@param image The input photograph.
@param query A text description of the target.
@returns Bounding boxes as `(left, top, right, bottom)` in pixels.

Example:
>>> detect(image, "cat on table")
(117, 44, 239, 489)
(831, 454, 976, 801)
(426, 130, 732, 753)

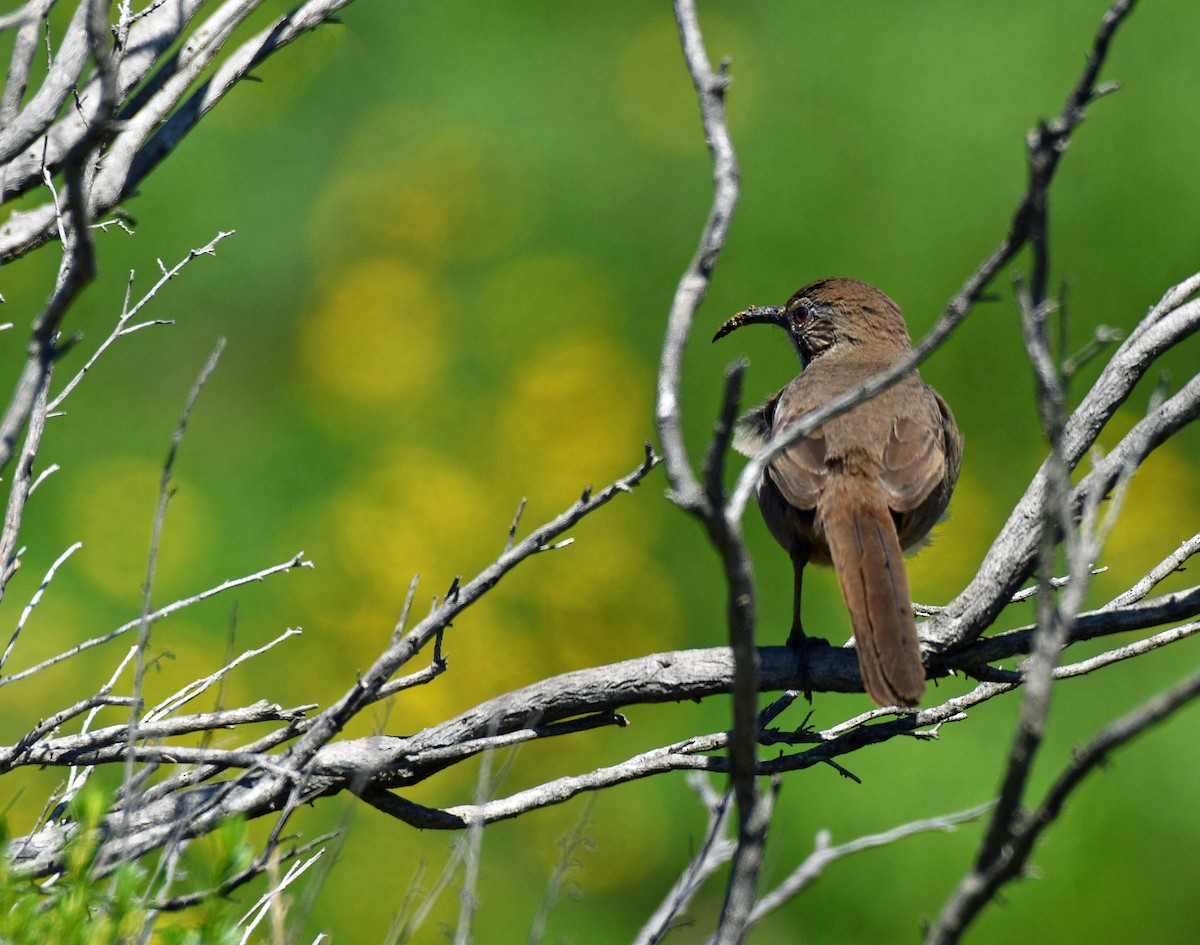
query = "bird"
(713, 277, 961, 706)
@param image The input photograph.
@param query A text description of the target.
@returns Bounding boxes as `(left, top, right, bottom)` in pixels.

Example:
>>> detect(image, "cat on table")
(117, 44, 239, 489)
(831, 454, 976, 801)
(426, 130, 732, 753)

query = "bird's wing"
(880, 393, 946, 512)
(732, 393, 778, 456)
(769, 430, 828, 510)
(736, 390, 828, 507)
(751, 379, 829, 510)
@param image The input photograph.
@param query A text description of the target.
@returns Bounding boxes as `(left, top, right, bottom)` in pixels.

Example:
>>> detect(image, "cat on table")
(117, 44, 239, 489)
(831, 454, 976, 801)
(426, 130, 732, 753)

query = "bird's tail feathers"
(819, 480, 925, 706)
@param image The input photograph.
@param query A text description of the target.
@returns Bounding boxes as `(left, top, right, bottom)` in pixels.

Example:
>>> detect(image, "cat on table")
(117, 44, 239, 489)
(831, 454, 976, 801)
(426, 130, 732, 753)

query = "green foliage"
(0, 788, 249, 945)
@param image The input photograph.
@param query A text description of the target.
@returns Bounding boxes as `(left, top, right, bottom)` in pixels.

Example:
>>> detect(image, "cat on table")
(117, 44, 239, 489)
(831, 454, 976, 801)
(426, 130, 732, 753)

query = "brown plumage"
(714, 278, 961, 706)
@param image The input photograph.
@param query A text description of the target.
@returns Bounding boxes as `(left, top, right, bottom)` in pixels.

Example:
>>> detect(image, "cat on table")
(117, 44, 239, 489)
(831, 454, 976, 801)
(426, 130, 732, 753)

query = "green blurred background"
(2, 1, 1200, 941)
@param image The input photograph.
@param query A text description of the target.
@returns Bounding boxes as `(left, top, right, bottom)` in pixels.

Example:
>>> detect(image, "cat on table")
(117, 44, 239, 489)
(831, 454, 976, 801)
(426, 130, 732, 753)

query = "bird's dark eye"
(791, 303, 810, 323)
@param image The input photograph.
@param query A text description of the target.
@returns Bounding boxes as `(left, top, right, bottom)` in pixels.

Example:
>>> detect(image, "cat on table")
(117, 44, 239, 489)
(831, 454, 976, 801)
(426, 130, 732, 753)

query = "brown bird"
(713, 278, 961, 706)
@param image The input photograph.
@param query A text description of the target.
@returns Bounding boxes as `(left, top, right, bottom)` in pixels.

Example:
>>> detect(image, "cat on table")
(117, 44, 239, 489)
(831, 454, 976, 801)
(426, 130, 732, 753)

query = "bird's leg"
(784, 546, 827, 701)
(785, 546, 810, 649)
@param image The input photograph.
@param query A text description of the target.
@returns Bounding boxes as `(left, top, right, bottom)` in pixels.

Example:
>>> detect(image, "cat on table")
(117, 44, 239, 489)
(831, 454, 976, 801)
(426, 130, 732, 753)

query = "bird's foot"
(784, 628, 829, 703)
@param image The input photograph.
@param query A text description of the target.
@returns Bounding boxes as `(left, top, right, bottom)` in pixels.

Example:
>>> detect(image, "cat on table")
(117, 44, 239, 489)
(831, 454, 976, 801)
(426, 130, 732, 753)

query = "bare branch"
(0, 552, 313, 688)
(121, 339, 227, 834)
(3, 447, 659, 876)
(282, 445, 659, 776)
(655, 0, 739, 514)
(149, 832, 336, 913)
(1104, 533, 1200, 608)
(740, 802, 994, 935)
(0, 369, 53, 604)
(0, 1, 93, 166)
(634, 776, 735, 945)
(929, 280, 1199, 652)
(0, 1, 354, 263)
(0, 0, 120, 472)
(48, 230, 233, 411)
(145, 628, 304, 721)
(926, 662, 1200, 944)
(0, 541, 82, 672)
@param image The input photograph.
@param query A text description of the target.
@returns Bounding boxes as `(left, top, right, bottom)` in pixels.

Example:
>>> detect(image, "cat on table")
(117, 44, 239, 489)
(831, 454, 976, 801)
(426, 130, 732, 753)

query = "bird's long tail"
(818, 479, 926, 706)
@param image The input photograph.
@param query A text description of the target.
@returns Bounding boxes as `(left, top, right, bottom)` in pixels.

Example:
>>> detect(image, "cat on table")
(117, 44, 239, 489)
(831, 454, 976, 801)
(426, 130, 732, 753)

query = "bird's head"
(713, 277, 911, 365)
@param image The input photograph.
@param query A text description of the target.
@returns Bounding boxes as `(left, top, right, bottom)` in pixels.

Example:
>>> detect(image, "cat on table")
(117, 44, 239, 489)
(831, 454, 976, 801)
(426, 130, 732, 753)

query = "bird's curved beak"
(712, 305, 786, 342)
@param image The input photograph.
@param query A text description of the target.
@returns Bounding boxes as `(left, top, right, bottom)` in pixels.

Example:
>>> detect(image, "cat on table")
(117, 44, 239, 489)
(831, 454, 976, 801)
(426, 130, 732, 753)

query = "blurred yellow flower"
(308, 111, 527, 268)
(474, 254, 625, 362)
(1096, 434, 1200, 596)
(57, 455, 210, 603)
(534, 527, 682, 663)
(615, 13, 755, 154)
(495, 333, 651, 503)
(331, 446, 503, 599)
(298, 257, 450, 409)
(907, 470, 999, 602)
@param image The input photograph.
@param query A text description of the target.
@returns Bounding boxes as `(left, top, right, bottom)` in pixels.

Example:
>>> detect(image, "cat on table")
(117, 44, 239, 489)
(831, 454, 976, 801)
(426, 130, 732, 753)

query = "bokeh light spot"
(331, 447, 500, 600)
(57, 455, 209, 603)
(1097, 434, 1200, 593)
(906, 470, 997, 599)
(614, 14, 754, 154)
(298, 257, 450, 409)
(308, 111, 528, 268)
(535, 529, 682, 663)
(495, 334, 650, 501)
(474, 254, 625, 361)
